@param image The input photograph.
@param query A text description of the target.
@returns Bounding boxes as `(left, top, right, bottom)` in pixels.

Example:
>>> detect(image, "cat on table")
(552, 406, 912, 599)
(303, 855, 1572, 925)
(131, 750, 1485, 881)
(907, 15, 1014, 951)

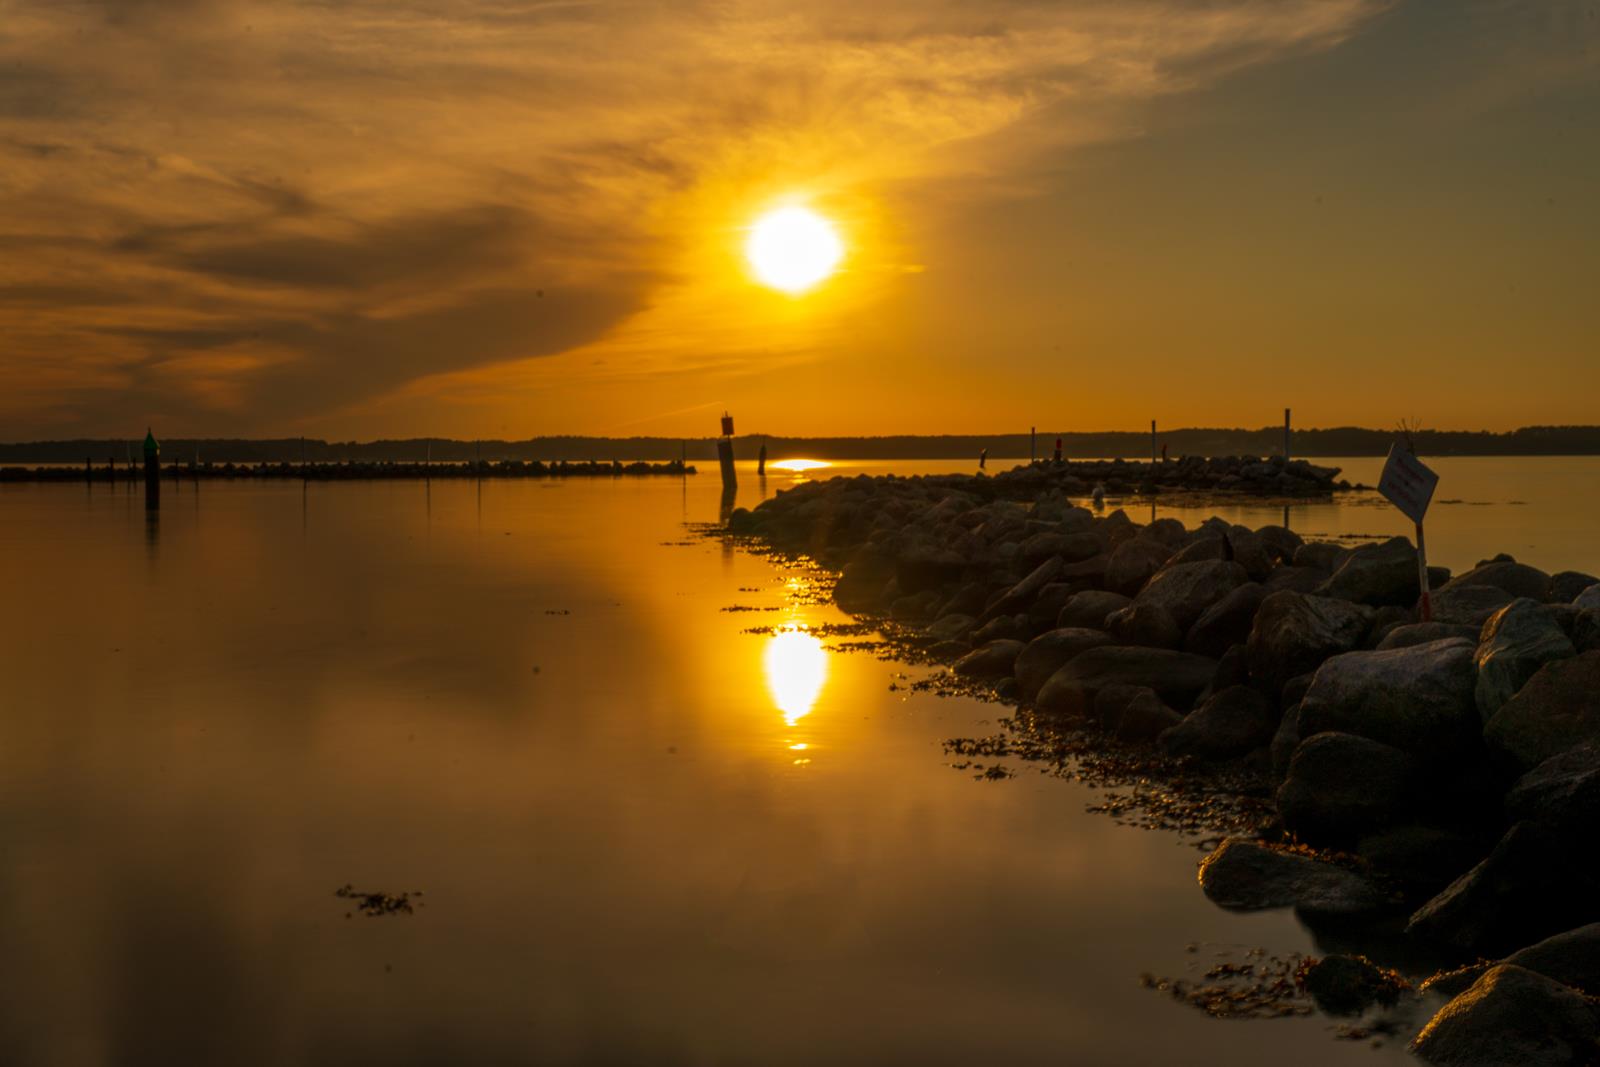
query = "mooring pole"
(1284, 408, 1292, 461)
(717, 412, 737, 490)
(1151, 420, 1157, 465)
(1030, 426, 1036, 464)
(142, 428, 160, 510)
(757, 442, 767, 477)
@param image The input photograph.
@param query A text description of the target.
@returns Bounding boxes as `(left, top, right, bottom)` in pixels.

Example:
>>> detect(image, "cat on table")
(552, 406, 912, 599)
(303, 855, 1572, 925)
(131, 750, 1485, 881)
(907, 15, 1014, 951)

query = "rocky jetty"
(728, 467, 1600, 1059)
(989, 454, 1352, 497)
(0, 458, 693, 482)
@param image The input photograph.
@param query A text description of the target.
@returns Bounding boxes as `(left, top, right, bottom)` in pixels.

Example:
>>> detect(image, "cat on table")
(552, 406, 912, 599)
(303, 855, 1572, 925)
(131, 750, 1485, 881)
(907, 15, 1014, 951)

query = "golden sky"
(1, 0, 1597, 439)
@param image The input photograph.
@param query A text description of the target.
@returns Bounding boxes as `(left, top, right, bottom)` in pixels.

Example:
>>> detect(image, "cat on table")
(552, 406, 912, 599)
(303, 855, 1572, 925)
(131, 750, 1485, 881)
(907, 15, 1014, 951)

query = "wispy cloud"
(0, 0, 1384, 434)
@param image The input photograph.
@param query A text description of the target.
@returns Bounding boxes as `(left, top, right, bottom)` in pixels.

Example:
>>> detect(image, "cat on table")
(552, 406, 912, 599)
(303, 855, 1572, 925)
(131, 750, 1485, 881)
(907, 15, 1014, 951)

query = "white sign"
(1378, 442, 1439, 525)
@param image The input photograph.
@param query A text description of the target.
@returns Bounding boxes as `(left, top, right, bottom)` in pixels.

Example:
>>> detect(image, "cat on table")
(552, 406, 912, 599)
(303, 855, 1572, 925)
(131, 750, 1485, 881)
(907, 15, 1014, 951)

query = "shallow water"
(5, 456, 1589, 1066)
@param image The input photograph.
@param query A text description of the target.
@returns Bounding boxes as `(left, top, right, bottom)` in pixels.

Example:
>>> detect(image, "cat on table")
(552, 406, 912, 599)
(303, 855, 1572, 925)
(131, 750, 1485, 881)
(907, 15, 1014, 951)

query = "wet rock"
(1104, 537, 1175, 596)
(980, 556, 1063, 621)
(1506, 742, 1600, 831)
(1377, 621, 1479, 650)
(1197, 838, 1387, 919)
(889, 589, 942, 622)
(833, 549, 896, 611)
(937, 582, 990, 620)
(953, 639, 1025, 678)
(1277, 732, 1417, 845)
(1246, 590, 1373, 697)
(1443, 559, 1555, 603)
(1475, 599, 1575, 722)
(1301, 954, 1408, 1016)
(1262, 563, 1329, 593)
(1357, 824, 1487, 899)
(1024, 582, 1078, 629)
(1208, 643, 1250, 695)
(1056, 589, 1131, 630)
(1431, 583, 1516, 626)
(1255, 524, 1304, 564)
(1502, 924, 1600, 998)
(1574, 584, 1600, 612)
(1109, 688, 1183, 743)
(1317, 536, 1423, 607)
(1018, 530, 1103, 570)
(924, 613, 976, 642)
(1163, 535, 1225, 568)
(1293, 542, 1347, 572)
(926, 639, 971, 660)
(1269, 703, 1301, 782)
(1159, 685, 1273, 763)
(1143, 517, 1189, 548)
(1178, 583, 1266, 661)
(1135, 560, 1249, 631)
(1105, 601, 1183, 649)
(1551, 571, 1600, 604)
(1407, 821, 1600, 956)
(972, 614, 1024, 644)
(1297, 639, 1478, 763)
(1410, 964, 1600, 1067)
(1483, 651, 1600, 774)
(1012, 628, 1115, 702)
(894, 542, 968, 594)
(1035, 645, 1217, 719)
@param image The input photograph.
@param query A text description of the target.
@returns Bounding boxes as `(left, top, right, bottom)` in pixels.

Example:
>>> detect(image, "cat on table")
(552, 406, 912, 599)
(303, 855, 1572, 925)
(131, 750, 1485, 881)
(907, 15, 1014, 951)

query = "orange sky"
(1, 1, 1597, 439)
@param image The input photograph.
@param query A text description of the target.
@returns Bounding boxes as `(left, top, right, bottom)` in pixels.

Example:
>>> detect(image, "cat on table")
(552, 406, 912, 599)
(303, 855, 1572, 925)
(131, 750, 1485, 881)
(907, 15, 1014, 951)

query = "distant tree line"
(5, 425, 1600, 465)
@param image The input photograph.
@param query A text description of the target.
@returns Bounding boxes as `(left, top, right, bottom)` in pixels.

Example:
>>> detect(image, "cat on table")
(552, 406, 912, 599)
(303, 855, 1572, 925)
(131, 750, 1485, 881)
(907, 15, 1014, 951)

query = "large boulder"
(1276, 732, 1417, 845)
(1012, 628, 1115, 702)
(1158, 685, 1273, 763)
(1104, 602, 1182, 649)
(1262, 564, 1329, 593)
(1408, 821, 1600, 956)
(1245, 590, 1373, 697)
(894, 541, 968, 594)
(1197, 838, 1388, 919)
(1357, 824, 1488, 899)
(1017, 529, 1103, 570)
(1182, 582, 1267, 659)
(1093, 684, 1183, 743)
(1575, 584, 1600, 612)
(1443, 558, 1554, 603)
(1483, 651, 1600, 774)
(1506, 742, 1600, 831)
(1255, 524, 1304, 564)
(1410, 964, 1600, 1067)
(833, 548, 896, 611)
(1056, 589, 1131, 630)
(1135, 559, 1249, 631)
(1297, 639, 1479, 763)
(1103, 537, 1174, 596)
(1475, 599, 1575, 722)
(1317, 536, 1422, 607)
(952, 639, 1024, 678)
(1293, 542, 1347, 572)
(1501, 924, 1600, 998)
(1034, 645, 1216, 720)
(1430, 583, 1516, 627)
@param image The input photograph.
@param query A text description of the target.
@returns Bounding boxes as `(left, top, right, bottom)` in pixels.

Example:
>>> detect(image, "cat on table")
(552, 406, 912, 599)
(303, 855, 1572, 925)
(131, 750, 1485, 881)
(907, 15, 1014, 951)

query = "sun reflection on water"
(767, 458, 832, 473)
(763, 627, 828, 727)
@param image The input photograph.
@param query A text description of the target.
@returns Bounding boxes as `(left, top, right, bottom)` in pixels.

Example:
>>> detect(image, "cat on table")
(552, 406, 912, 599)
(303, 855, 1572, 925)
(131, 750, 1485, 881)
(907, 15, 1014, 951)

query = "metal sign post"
(1377, 441, 1441, 621)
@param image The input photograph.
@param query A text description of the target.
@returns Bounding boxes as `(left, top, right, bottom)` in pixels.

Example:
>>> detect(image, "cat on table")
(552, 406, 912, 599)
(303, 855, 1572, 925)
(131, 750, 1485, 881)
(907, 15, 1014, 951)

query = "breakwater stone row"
(729, 468, 1600, 1065)
(0, 459, 693, 482)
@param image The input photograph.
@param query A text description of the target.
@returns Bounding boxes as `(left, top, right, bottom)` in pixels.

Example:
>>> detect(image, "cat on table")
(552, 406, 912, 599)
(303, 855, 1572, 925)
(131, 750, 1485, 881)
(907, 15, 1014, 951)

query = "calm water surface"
(5, 456, 1591, 1066)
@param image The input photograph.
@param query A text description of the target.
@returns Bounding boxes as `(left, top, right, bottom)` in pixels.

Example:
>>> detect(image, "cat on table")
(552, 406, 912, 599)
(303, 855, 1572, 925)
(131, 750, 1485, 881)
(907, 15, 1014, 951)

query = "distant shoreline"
(4, 425, 1600, 465)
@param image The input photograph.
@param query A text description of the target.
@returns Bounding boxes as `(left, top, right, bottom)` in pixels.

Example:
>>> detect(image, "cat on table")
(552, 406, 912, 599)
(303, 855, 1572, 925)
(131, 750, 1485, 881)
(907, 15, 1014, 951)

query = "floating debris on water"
(335, 884, 424, 918)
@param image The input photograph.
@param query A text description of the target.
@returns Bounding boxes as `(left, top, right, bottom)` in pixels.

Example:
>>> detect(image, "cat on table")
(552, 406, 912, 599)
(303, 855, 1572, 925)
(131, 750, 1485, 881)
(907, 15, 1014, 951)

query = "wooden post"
(1151, 420, 1157, 465)
(1284, 407, 1292, 461)
(142, 429, 160, 510)
(1415, 521, 1432, 622)
(718, 413, 737, 489)
(1030, 426, 1036, 464)
(757, 443, 767, 476)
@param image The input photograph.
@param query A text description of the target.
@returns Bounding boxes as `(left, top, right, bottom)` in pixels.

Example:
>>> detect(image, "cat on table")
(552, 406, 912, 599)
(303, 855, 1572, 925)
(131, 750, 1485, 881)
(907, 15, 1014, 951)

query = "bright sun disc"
(746, 206, 843, 293)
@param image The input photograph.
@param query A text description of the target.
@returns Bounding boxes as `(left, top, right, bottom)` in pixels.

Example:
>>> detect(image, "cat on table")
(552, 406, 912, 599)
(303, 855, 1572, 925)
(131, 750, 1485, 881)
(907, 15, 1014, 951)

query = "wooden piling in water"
(142, 428, 160, 510)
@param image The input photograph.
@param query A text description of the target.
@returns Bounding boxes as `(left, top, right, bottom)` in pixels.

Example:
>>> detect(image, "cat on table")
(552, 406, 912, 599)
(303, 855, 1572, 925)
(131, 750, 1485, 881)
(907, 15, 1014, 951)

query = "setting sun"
(745, 206, 843, 293)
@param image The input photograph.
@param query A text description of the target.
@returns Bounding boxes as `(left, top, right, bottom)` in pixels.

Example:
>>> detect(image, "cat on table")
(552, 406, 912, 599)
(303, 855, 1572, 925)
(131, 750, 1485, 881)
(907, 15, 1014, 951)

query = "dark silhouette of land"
(4, 425, 1600, 466)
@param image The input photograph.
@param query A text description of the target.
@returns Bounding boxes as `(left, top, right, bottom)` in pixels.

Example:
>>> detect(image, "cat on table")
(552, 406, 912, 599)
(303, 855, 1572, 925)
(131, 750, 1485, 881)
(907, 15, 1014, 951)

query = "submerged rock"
(1483, 650, 1600, 773)
(1197, 838, 1387, 919)
(1301, 954, 1409, 1016)
(1410, 964, 1600, 1067)
(1474, 598, 1575, 723)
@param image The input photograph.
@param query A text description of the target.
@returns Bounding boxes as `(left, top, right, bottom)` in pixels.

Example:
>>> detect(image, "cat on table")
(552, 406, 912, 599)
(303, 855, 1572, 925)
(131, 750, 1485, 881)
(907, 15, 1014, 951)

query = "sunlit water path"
(3, 456, 1594, 1065)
